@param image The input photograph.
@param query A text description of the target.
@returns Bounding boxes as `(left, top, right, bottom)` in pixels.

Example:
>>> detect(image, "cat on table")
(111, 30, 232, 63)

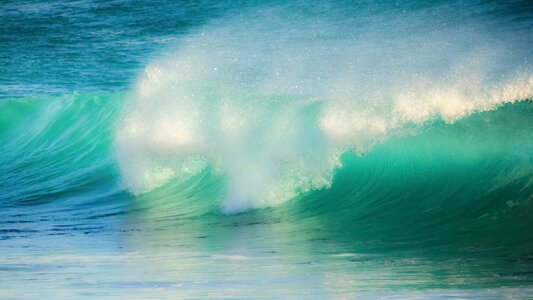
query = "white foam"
(115, 8, 532, 213)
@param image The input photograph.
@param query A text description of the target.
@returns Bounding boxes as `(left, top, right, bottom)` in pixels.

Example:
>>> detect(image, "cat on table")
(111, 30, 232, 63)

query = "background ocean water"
(1, 0, 532, 298)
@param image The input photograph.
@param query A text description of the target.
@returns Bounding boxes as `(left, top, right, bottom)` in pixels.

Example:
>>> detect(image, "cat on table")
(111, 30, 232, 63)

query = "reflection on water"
(1, 192, 532, 299)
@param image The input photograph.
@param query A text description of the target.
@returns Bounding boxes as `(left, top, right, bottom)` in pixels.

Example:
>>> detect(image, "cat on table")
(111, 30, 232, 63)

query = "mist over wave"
(115, 6, 532, 213)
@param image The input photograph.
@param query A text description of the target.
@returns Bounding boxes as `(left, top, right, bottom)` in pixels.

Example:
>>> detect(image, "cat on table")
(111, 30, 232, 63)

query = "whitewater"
(0, 0, 532, 298)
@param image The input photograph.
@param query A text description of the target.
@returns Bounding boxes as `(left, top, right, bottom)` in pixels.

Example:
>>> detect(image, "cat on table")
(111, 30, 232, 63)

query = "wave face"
(0, 94, 122, 206)
(1, 0, 533, 297)
(2, 94, 532, 240)
(117, 99, 533, 245)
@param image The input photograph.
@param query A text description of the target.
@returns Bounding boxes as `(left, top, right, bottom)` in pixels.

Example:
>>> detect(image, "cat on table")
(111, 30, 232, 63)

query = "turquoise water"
(1, 0, 532, 298)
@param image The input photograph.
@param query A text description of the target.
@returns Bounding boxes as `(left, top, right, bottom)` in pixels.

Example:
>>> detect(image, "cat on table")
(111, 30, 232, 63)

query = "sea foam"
(115, 8, 532, 213)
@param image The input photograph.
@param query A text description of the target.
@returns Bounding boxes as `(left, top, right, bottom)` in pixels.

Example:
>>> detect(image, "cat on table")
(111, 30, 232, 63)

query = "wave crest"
(115, 9, 532, 213)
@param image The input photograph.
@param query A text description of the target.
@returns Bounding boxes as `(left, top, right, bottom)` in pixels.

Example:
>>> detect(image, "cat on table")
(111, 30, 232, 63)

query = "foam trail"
(115, 7, 532, 213)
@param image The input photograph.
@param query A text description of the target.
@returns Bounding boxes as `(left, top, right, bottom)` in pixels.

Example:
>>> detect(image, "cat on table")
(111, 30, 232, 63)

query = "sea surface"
(1, 0, 532, 298)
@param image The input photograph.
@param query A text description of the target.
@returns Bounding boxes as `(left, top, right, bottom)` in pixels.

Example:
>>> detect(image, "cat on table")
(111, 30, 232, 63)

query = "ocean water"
(1, 0, 532, 298)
